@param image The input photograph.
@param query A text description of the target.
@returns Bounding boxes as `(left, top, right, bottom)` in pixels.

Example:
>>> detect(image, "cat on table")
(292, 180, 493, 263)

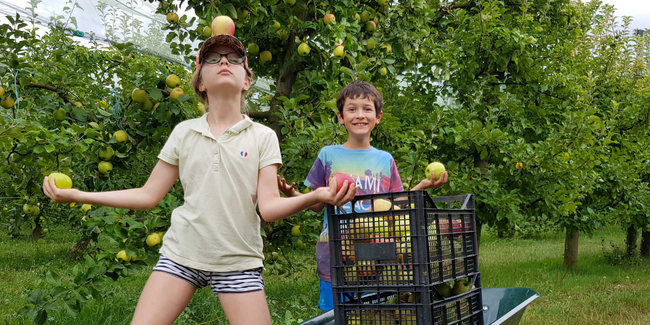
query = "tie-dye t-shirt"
(304, 145, 403, 282)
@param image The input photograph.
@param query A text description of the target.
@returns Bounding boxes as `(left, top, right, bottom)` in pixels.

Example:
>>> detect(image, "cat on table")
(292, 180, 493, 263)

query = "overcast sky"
(592, 0, 650, 32)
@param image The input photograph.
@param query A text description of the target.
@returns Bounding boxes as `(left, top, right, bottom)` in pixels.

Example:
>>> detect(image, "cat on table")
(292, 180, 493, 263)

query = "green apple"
(49, 172, 73, 189)
(452, 278, 471, 296)
(365, 21, 377, 33)
(98, 161, 113, 174)
(426, 162, 446, 180)
(248, 43, 260, 55)
(298, 42, 310, 56)
(333, 45, 345, 58)
(53, 108, 66, 121)
(260, 51, 272, 63)
(131, 88, 147, 103)
(435, 282, 453, 298)
(366, 39, 376, 50)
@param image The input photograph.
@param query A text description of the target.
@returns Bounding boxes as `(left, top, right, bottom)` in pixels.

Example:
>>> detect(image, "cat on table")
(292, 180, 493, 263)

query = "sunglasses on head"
(202, 52, 246, 65)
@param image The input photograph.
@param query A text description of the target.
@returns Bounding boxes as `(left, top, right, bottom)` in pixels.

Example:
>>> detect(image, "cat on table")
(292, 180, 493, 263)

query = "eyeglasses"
(202, 52, 246, 65)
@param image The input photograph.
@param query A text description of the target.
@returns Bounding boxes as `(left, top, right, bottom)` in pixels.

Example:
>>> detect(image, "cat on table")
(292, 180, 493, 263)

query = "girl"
(43, 31, 357, 325)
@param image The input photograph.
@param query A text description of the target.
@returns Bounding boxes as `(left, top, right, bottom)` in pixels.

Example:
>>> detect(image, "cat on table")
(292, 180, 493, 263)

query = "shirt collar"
(191, 113, 253, 139)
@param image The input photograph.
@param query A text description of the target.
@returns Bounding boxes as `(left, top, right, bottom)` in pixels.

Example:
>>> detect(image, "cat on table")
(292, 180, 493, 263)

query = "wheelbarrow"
(298, 287, 540, 325)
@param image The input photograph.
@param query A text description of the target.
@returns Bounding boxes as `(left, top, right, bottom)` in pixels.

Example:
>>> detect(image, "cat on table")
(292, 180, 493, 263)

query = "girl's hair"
(191, 61, 254, 114)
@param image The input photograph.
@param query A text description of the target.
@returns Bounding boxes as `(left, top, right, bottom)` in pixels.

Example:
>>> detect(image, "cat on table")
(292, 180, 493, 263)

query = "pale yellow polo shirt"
(157, 113, 282, 272)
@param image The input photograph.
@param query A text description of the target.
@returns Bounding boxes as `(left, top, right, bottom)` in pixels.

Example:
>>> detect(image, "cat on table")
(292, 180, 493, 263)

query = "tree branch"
(248, 111, 271, 119)
(24, 83, 74, 104)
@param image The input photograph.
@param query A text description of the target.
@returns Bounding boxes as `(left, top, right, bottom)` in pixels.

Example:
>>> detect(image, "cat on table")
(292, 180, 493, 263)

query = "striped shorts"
(153, 254, 265, 294)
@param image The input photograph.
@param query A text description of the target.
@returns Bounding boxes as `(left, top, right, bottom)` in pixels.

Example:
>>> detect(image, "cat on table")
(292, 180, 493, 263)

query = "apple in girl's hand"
(426, 162, 446, 180)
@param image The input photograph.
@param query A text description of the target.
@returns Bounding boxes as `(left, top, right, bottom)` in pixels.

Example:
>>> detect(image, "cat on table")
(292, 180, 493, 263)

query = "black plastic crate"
(335, 274, 484, 325)
(327, 192, 481, 324)
(327, 192, 479, 289)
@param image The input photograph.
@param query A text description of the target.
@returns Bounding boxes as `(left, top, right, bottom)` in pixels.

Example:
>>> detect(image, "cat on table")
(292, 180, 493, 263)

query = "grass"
(1, 225, 649, 324)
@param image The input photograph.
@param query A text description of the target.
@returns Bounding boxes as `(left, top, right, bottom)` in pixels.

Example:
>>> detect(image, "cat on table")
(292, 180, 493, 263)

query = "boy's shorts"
(153, 254, 265, 294)
(319, 279, 335, 311)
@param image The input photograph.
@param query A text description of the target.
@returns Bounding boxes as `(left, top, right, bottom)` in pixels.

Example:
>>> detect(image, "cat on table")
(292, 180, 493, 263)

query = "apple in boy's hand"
(332, 173, 355, 192)
(426, 162, 446, 181)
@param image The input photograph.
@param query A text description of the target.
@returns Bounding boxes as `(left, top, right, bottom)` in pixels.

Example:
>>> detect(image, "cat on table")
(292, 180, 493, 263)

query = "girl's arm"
(277, 176, 325, 212)
(259, 165, 356, 222)
(43, 160, 179, 210)
(410, 171, 449, 191)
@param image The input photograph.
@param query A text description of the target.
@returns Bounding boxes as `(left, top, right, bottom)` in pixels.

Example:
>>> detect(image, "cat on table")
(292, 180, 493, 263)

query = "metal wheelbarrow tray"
(298, 287, 540, 325)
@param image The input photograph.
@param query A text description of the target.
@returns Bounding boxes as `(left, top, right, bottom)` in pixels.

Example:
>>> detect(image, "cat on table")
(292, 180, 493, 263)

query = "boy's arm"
(260, 165, 356, 222)
(277, 175, 325, 212)
(43, 160, 179, 210)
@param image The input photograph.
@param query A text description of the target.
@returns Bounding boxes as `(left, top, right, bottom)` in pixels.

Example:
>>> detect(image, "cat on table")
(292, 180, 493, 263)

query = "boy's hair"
(336, 81, 383, 117)
(191, 63, 254, 113)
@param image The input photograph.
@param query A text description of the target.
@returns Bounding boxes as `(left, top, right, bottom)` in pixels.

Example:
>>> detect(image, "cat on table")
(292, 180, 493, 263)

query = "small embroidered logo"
(240, 151, 248, 158)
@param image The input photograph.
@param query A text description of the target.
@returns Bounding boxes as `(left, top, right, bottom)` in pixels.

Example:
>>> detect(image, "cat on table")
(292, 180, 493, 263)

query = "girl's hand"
(315, 179, 357, 207)
(417, 171, 449, 190)
(43, 176, 79, 203)
(277, 175, 297, 197)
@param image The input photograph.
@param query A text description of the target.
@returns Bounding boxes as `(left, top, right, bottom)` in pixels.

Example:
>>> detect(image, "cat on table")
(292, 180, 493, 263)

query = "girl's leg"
(219, 290, 272, 325)
(131, 271, 197, 325)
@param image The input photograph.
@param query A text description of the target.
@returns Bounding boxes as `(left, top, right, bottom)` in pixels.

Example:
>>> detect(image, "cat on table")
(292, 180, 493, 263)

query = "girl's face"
(198, 45, 251, 95)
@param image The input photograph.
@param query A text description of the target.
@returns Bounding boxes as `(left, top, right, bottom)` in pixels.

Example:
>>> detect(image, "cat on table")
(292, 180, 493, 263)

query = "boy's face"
(337, 96, 383, 139)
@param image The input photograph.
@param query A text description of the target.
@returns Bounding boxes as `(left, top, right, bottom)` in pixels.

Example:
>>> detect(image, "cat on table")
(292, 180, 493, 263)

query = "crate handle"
(461, 194, 473, 209)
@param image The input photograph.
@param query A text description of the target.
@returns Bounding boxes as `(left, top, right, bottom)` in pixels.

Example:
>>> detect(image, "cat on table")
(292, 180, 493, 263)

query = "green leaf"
(281, 127, 289, 135)
(31, 309, 47, 325)
(73, 106, 87, 121)
(72, 263, 82, 277)
(26, 290, 45, 305)
(148, 88, 163, 101)
(49, 286, 67, 298)
(72, 288, 88, 302)
(44, 144, 56, 153)
(224, 3, 238, 18)
(63, 301, 78, 318)
(96, 108, 112, 117)
(46, 271, 62, 286)
(177, 95, 192, 103)
(339, 67, 355, 78)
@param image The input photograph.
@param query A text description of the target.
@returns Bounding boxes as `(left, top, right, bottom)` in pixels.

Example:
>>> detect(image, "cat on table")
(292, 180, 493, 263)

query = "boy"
(278, 81, 448, 310)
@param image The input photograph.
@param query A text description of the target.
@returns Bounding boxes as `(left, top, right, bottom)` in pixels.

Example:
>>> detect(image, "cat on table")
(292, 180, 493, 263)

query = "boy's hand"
(277, 175, 297, 197)
(43, 176, 79, 203)
(416, 171, 449, 190)
(315, 178, 357, 207)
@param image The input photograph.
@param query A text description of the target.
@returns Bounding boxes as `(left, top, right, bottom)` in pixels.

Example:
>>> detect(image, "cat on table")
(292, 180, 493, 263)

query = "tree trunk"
(564, 228, 579, 268)
(625, 225, 638, 256)
(267, 11, 308, 142)
(641, 229, 650, 257)
(476, 220, 482, 252)
(497, 230, 504, 238)
(69, 238, 91, 261)
(473, 150, 488, 250)
(32, 216, 42, 239)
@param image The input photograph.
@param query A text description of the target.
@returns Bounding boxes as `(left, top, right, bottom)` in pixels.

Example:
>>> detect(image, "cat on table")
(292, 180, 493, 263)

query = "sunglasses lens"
(203, 52, 245, 65)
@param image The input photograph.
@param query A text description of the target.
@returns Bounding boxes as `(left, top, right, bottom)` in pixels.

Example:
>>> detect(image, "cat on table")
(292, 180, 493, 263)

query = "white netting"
(0, 0, 198, 67)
